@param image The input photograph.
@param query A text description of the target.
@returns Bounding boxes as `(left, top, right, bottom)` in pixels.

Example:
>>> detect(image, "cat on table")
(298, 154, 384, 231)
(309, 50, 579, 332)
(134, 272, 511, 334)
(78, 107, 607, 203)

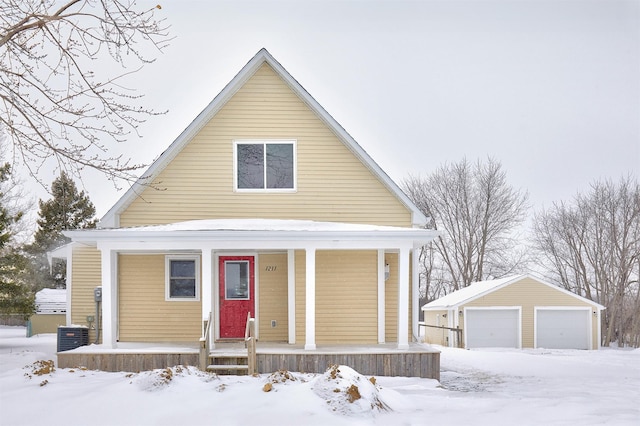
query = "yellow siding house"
(62, 49, 438, 353)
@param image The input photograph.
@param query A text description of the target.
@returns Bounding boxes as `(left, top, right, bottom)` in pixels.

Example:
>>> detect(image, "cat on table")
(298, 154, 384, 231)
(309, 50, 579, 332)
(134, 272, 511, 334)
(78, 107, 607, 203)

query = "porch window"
(165, 256, 200, 301)
(224, 261, 250, 300)
(234, 140, 296, 191)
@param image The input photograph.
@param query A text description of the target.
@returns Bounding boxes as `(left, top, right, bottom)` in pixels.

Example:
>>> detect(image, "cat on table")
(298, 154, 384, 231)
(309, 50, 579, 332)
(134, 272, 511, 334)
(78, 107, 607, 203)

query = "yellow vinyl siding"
(315, 250, 378, 344)
(295, 250, 378, 344)
(384, 254, 398, 341)
(293, 250, 412, 345)
(118, 254, 201, 342)
(257, 253, 288, 342)
(70, 245, 101, 343)
(422, 310, 449, 346)
(383, 253, 413, 342)
(119, 63, 411, 227)
(463, 277, 600, 349)
(29, 314, 66, 336)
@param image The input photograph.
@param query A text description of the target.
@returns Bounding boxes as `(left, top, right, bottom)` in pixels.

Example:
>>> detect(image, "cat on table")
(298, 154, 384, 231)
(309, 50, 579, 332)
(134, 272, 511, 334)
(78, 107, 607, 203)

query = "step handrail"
(199, 311, 213, 370)
(244, 312, 256, 375)
(244, 311, 252, 340)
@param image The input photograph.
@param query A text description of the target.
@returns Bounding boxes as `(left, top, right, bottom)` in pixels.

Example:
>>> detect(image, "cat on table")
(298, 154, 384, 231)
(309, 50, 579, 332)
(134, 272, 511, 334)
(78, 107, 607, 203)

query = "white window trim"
(165, 255, 201, 301)
(233, 139, 297, 192)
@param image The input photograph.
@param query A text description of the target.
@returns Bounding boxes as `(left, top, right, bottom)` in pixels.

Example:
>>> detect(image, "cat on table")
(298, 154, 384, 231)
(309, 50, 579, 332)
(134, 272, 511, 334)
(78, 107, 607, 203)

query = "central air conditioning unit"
(57, 327, 89, 352)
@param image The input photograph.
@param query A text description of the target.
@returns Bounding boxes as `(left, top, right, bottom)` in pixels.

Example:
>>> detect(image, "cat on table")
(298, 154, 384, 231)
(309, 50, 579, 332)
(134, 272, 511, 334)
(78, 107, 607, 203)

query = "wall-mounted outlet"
(86, 315, 95, 323)
(271, 320, 277, 328)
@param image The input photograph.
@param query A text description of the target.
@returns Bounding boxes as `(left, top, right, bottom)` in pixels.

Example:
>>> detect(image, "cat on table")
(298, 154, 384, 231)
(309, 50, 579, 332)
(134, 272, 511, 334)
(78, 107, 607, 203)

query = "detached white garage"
(421, 275, 605, 350)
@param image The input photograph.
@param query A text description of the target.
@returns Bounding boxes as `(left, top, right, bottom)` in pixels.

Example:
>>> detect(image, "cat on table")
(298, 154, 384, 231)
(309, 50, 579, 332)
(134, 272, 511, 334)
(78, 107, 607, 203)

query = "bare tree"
(0, 0, 170, 187)
(533, 176, 640, 347)
(403, 157, 529, 300)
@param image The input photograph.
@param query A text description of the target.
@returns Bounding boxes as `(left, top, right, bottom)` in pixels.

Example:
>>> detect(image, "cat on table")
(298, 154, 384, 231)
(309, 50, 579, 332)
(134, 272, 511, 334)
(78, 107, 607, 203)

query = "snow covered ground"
(1, 326, 638, 426)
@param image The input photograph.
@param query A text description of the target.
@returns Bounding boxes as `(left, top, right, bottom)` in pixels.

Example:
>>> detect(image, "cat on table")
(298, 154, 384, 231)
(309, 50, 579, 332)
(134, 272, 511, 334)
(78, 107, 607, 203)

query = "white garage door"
(465, 309, 520, 348)
(536, 309, 590, 349)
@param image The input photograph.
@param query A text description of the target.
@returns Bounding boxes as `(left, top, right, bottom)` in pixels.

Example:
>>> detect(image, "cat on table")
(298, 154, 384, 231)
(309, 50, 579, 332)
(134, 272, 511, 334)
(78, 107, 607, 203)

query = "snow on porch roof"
(113, 219, 423, 232)
(64, 219, 438, 244)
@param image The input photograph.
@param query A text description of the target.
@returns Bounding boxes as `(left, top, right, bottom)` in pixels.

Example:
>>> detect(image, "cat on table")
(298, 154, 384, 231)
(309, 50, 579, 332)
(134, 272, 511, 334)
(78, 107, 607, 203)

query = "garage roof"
(422, 274, 605, 310)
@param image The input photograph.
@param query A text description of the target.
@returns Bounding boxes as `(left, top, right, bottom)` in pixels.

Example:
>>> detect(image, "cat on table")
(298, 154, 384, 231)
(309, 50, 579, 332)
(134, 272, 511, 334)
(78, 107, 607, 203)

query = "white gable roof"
(422, 274, 605, 310)
(100, 48, 427, 229)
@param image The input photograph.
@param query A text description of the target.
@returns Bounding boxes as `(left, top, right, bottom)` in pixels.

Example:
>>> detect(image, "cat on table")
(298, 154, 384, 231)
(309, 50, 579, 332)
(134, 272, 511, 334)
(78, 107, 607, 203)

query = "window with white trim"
(165, 256, 200, 301)
(224, 260, 250, 300)
(234, 140, 296, 191)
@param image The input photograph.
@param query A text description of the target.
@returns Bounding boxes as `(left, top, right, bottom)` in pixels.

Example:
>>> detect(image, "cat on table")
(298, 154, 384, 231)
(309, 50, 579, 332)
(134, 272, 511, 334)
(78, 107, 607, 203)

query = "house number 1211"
(265, 266, 277, 272)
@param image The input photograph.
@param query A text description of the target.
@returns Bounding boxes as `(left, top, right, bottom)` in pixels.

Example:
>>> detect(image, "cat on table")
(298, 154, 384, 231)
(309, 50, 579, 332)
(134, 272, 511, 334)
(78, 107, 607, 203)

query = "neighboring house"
(422, 275, 605, 350)
(28, 288, 66, 337)
(59, 49, 438, 356)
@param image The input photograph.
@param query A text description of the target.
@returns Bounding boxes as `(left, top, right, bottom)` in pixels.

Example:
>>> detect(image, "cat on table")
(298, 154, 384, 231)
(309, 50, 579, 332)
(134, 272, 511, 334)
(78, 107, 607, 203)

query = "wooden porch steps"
(207, 364, 249, 371)
(206, 354, 250, 375)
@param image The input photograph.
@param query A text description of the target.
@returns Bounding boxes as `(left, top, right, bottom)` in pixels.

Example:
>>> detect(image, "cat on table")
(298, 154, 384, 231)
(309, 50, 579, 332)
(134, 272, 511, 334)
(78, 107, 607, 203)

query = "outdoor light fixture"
(384, 263, 390, 281)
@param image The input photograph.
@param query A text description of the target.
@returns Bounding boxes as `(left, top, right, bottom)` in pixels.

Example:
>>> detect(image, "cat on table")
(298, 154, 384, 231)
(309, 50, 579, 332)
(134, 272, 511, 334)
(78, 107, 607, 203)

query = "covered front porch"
(64, 219, 438, 358)
(57, 341, 440, 379)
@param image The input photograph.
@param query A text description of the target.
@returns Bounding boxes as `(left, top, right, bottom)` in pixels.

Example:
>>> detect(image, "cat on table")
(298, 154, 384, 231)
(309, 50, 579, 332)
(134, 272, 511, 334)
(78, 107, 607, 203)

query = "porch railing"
(419, 322, 464, 348)
(244, 312, 257, 375)
(199, 312, 213, 370)
(199, 311, 257, 374)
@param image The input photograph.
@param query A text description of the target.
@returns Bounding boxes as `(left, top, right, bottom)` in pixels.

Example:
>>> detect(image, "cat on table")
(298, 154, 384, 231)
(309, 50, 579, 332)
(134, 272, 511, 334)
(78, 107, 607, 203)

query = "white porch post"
(305, 247, 316, 350)
(201, 248, 212, 323)
(397, 246, 410, 349)
(65, 244, 73, 326)
(377, 249, 386, 344)
(411, 246, 419, 341)
(100, 248, 117, 348)
(288, 250, 296, 344)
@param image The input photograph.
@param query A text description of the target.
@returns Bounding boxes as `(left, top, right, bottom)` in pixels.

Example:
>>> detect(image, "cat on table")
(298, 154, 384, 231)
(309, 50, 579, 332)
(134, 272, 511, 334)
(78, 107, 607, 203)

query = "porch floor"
(57, 342, 440, 380)
(212, 341, 437, 354)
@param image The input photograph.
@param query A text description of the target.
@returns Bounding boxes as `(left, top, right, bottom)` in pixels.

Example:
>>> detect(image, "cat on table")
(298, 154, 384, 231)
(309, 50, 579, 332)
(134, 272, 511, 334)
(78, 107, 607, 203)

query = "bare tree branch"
(533, 175, 640, 347)
(402, 157, 530, 300)
(0, 0, 171, 189)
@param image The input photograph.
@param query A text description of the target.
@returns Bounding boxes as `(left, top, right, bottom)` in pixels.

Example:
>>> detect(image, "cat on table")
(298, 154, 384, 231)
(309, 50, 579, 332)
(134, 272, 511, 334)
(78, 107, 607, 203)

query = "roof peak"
(100, 49, 427, 228)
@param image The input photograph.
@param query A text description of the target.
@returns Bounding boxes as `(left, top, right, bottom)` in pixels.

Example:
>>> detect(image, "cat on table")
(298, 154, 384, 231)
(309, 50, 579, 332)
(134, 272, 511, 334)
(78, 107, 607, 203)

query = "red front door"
(219, 256, 255, 338)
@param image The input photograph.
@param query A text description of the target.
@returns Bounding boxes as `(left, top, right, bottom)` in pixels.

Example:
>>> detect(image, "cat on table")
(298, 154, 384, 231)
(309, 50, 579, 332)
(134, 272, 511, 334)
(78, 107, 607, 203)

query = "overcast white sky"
(21, 0, 640, 220)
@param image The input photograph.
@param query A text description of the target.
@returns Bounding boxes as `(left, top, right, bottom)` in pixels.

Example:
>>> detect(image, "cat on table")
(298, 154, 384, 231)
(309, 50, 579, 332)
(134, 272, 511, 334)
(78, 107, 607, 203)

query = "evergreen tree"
(0, 163, 34, 318)
(27, 172, 97, 289)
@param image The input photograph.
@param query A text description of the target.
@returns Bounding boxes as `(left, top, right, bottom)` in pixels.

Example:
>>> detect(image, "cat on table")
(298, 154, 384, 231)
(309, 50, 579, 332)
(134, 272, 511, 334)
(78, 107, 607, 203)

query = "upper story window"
(234, 140, 296, 191)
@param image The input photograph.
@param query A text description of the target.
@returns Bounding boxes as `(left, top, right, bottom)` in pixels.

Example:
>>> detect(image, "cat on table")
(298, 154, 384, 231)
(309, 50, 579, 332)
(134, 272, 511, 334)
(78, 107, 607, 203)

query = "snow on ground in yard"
(1, 326, 638, 426)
